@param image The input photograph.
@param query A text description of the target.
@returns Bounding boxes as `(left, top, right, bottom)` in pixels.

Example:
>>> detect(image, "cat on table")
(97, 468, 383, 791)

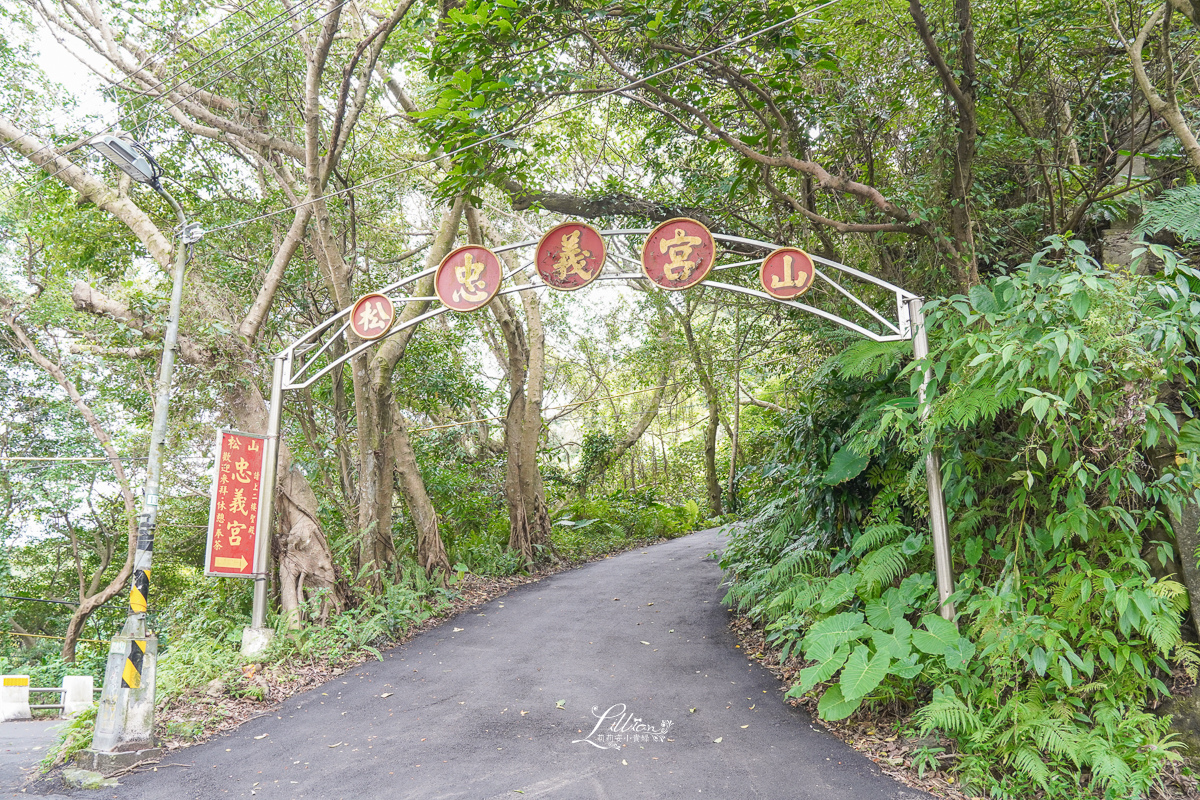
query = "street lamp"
(80, 133, 200, 770)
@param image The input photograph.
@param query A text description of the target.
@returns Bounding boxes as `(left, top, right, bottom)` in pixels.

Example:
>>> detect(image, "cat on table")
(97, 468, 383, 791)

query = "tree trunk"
(677, 308, 723, 517)
(391, 401, 451, 578)
(228, 379, 344, 624)
(727, 307, 741, 513)
(516, 286, 553, 561)
(909, 0, 981, 289)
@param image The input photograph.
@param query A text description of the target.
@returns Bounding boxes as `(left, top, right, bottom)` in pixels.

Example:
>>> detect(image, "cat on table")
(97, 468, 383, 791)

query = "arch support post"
(242, 353, 286, 657)
(909, 298, 956, 622)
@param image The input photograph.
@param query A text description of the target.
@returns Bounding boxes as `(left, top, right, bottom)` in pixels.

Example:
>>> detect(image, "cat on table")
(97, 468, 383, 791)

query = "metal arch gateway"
(239, 225, 957, 653)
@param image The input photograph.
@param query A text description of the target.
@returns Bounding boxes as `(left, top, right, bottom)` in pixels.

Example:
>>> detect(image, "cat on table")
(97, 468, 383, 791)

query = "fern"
(1137, 184, 1200, 241)
(1010, 747, 1052, 791)
(850, 521, 907, 557)
(916, 687, 978, 736)
(855, 543, 907, 593)
(832, 339, 908, 378)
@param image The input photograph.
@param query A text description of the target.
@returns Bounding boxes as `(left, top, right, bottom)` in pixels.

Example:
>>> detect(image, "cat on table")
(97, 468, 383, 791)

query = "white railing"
(1, 674, 96, 720)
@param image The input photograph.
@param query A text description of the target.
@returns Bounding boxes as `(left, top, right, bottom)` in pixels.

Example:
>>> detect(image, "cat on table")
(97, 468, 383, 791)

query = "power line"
(6, 0, 328, 197)
(147, 0, 350, 128)
(203, 0, 843, 235)
(0, 456, 148, 462)
(3, 0, 287, 173)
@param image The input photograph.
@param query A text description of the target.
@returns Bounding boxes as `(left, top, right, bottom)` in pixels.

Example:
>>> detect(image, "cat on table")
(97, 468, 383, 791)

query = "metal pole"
(242, 353, 285, 655)
(908, 297, 956, 622)
(125, 186, 188, 631)
(87, 186, 187, 762)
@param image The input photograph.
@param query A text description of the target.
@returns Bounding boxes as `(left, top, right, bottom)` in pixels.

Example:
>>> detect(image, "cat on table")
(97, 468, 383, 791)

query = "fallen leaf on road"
(555, 699, 566, 709)
(254, 734, 268, 740)
(740, 725, 748, 729)
(613, 598, 620, 601)
(520, 710, 529, 716)
(621, 760, 628, 765)
(713, 737, 723, 744)
(329, 742, 343, 748)
(689, 708, 696, 713)
(640, 641, 650, 645)
(453, 628, 464, 632)
(381, 693, 393, 698)
(647, 603, 654, 606)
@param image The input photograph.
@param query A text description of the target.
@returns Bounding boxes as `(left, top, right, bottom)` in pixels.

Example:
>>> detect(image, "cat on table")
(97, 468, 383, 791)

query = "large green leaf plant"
(724, 237, 1200, 798)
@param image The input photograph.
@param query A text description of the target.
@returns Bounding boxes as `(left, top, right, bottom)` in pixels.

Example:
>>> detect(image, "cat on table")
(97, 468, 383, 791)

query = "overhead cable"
(203, 0, 844, 234)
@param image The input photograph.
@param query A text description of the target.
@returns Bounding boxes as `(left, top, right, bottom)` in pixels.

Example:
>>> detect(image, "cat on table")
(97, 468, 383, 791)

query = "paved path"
(53, 528, 927, 799)
(2, 720, 71, 799)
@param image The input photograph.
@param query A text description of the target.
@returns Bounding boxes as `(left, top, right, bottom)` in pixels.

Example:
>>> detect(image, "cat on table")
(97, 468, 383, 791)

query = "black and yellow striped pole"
(84, 158, 198, 766)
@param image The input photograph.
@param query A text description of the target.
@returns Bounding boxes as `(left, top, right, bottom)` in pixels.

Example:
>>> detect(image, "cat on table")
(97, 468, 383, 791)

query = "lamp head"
(88, 134, 161, 187)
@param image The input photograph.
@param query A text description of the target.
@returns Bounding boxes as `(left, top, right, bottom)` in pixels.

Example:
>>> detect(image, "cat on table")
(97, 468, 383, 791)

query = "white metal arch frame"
(241, 229, 956, 652)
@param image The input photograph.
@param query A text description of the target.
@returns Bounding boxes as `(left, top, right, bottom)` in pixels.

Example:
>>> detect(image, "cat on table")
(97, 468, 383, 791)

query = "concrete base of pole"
(74, 747, 163, 775)
(90, 633, 157, 754)
(241, 626, 274, 658)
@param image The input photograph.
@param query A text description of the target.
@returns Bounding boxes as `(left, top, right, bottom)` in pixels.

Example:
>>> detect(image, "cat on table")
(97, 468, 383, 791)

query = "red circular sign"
(759, 247, 815, 300)
(436, 245, 503, 312)
(535, 222, 606, 291)
(641, 218, 715, 291)
(349, 293, 396, 340)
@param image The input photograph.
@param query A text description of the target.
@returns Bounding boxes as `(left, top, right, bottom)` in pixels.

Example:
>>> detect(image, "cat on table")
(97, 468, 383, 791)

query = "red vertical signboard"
(204, 430, 267, 577)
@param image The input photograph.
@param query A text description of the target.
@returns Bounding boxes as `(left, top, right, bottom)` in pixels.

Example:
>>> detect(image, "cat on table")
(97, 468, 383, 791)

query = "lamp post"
(81, 134, 200, 771)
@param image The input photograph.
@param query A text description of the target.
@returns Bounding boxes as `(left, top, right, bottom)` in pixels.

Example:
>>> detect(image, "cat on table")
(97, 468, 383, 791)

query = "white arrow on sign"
(214, 555, 248, 570)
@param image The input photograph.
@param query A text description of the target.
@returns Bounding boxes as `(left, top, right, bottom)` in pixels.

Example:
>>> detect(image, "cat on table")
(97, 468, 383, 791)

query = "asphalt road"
(52, 527, 928, 799)
(2, 720, 71, 799)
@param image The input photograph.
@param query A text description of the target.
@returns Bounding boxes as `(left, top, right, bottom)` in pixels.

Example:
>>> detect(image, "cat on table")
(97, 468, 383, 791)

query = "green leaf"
(839, 644, 892, 701)
(964, 537, 984, 566)
(943, 637, 975, 670)
(891, 652, 923, 679)
(816, 683, 864, 721)
(1180, 419, 1200, 454)
(911, 615, 959, 656)
(795, 642, 851, 694)
(1070, 290, 1091, 320)
(824, 445, 870, 485)
(969, 285, 999, 313)
(870, 618, 913, 661)
(801, 612, 869, 662)
(865, 590, 907, 630)
(817, 572, 858, 612)
(1031, 646, 1049, 676)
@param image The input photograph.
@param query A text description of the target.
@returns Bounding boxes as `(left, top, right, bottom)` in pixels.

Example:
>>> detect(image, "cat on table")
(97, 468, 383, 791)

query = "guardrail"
(1, 675, 96, 721)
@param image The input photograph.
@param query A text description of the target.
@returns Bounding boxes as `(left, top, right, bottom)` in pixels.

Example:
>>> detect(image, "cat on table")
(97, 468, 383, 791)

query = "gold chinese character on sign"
(551, 230, 593, 282)
(452, 253, 489, 303)
(228, 437, 240, 450)
(232, 457, 253, 483)
(247, 440, 260, 452)
(659, 228, 703, 281)
(229, 488, 248, 515)
(226, 521, 246, 547)
(771, 255, 809, 291)
(356, 299, 389, 334)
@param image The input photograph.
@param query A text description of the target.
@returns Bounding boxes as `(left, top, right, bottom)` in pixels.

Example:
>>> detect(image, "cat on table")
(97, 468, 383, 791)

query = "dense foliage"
(723, 240, 1200, 797)
(3, 0, 1200, 793)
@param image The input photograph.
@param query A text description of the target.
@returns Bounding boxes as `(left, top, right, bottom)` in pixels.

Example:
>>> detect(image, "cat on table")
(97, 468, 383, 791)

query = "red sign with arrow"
(204, 430, 267, 578)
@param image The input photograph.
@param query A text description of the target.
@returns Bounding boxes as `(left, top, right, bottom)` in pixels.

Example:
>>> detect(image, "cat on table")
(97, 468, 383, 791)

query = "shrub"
(724, 238, 1200, 799)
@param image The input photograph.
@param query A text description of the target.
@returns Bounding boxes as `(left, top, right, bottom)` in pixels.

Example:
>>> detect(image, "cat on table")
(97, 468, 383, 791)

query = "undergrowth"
(723, 238, 1200, 799)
